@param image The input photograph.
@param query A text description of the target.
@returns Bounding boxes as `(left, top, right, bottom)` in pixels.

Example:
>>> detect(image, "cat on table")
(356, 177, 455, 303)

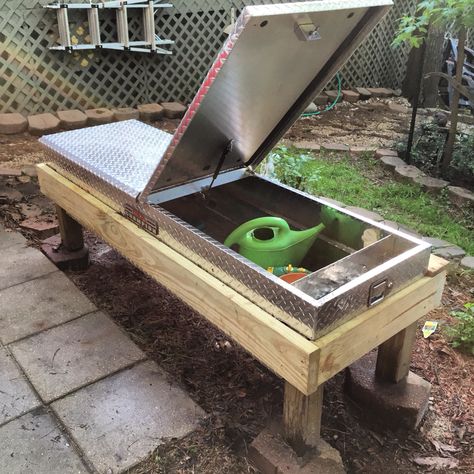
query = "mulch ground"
(63, 238, 474, 474)
(0, 107, 473, 473)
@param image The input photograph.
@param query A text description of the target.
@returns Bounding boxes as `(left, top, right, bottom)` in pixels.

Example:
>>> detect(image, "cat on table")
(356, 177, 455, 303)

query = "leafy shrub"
(263, 146, 320, 191)
(446, 302, 474, 354)
(451, 132, 474, 178)
(397, 122, 474, 187)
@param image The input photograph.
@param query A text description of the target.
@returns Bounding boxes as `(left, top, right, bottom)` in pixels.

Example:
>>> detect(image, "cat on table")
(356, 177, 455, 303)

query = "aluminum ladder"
(45, 0, 173, 54)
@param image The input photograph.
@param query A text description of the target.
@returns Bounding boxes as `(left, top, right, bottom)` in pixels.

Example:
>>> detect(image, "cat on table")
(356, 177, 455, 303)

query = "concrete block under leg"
(249, 428, 345, 474)
(41, 234, 90, 271)
(345, 352, 431, 430)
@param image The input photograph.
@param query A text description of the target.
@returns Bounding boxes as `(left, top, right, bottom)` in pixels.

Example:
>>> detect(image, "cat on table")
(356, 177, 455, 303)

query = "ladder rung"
(47, 0, 173, 55)
(57, 8, 71, 47)
(143, 2, 155, 49)
(87, 8, 101, 46)
(116, 6, 129, 47)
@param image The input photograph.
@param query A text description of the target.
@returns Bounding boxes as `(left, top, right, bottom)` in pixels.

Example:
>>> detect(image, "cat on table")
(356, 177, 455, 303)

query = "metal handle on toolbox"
(368, 278, 392, 307)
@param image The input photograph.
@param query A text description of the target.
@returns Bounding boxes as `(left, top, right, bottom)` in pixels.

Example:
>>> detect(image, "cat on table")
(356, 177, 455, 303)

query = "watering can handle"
(224, 217, 290, 248)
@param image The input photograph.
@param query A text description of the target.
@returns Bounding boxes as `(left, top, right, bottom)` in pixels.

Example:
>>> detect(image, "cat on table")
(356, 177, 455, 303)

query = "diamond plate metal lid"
(40, 120, 172, 200)
(141, 0, 392, 198)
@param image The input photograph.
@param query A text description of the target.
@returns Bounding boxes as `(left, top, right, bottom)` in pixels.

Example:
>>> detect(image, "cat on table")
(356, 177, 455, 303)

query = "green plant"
(446, 302, 474, 354)
(397, 121, 474, 186)
(451, 132, 474, 177)
(265, 146, 321, 190)
(393, 1, 474, 49)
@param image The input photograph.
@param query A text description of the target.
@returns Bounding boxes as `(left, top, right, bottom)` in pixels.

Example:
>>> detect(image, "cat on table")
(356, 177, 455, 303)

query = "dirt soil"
(285, 97, 413, 149)
(1, 110, 473, 473)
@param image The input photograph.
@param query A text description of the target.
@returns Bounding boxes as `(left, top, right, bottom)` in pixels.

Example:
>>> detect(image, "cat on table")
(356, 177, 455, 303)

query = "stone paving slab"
(0, 408, 88, 474)
(0, 113, 28, 134)
(57, 110, 88, 129)
(0, 225, 26, 250)
(0, 345, 40, 426)
(161, 102, 186, 119)
(346, 206, 383, 222)
(52, 360, 205, 473)
(461, 256, 474, 270)
(0, 244, 57, 291)
(11, 311, 146, 402)
(28, 113, 61, 136)
(433, 245, 466, 260)
(85, 108, 114, 125)
(137, 103, 164, 120)
(112, 107, 140, 121)
(0, 271, 97, 344)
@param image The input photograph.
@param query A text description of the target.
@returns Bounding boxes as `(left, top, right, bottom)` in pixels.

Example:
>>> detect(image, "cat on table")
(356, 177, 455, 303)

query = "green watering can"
(224, 217, 325, 269)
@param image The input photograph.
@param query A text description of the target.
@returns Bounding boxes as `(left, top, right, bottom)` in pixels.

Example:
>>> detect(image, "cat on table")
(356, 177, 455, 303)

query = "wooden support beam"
(37, 164, 448, 396)
(425, 254, 449, 277)
(283, 382, 323, 454)
(376, 322, 417, 383)
(314, 270, 445, 385)
(38, 164, 318, 394)
(56, 205, 84, 251)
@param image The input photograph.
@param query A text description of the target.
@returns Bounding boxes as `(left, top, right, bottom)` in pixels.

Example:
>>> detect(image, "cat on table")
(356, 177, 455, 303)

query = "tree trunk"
(422, 22, 445, 107)
(402, 46, 424, 103)
(405, 38, 428, 164)
(441, 26, 466, 175)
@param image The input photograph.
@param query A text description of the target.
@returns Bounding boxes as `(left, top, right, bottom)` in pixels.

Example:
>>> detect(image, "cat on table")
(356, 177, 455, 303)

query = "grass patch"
(261, 147, 474, 255)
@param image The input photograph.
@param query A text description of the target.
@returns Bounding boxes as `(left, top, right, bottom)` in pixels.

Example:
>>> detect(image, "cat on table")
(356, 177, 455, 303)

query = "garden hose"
(301, 73, 342, 117)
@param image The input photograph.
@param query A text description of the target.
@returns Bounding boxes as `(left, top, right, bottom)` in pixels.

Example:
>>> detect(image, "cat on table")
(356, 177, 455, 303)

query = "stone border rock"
(0, 101, 188, 137)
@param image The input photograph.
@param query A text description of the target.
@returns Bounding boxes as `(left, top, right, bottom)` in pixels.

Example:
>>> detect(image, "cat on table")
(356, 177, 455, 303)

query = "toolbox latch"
(295, 21, 321, 41)
(368, 279, 390, 307)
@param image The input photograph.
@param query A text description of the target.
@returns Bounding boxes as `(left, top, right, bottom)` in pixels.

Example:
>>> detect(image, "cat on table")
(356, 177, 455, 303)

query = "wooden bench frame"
(37, 163, 447, 451)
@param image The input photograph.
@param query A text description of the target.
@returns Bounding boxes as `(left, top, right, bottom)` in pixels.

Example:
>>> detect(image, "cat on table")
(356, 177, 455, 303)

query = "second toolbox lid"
(141, 0, 392, 198)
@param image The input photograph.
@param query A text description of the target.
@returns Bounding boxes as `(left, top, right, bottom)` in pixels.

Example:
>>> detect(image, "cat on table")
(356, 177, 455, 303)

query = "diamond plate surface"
(37, 1, 431, 340)
(40, 120, 172, 199)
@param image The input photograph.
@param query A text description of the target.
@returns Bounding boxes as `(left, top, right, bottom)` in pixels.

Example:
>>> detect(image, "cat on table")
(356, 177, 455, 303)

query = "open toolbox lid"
(40, 1, 392, 206)
(141, 0, 392, 197)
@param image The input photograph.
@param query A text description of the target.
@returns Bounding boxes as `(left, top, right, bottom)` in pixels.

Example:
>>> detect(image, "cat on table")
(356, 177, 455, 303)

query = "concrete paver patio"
(52, 361, 205, 473)
(0, 270, 96, 344)
(0, 345, 40, 425)
(0, 409, 88, 474)
(10, 311, 146, 402)
(0, 225, 204, 473)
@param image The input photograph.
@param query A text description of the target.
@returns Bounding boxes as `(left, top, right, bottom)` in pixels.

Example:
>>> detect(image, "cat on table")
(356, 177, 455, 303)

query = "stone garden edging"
(0, 102, 187, 136)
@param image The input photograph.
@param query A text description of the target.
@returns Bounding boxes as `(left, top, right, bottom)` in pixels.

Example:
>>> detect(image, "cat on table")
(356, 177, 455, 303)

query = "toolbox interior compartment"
(159, 174, 422, 302)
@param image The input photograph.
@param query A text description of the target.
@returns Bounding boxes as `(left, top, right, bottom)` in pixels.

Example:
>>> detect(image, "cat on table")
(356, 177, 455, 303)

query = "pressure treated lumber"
(37, 164, 448, 396)
(314, 271, 445, 385)
(425, 254, 449, 277)
(283, 382, 323, 453)
(38, 164, 317, 394)
(56, 205, 84, 251)
(376, 321, 417, 383)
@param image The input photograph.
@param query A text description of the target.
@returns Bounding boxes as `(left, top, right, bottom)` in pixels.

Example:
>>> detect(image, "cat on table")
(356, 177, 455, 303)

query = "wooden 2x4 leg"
(283, 322, 419, 453)
(56, 205, 85, 252)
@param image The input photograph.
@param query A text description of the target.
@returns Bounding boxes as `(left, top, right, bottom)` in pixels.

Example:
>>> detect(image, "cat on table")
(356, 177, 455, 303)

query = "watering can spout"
(224, 217, 325, 269)
(289, 222, 326, 253)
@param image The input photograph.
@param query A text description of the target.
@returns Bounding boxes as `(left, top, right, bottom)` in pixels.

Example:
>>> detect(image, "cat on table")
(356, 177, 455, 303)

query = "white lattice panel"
(1, 0, 418, 114)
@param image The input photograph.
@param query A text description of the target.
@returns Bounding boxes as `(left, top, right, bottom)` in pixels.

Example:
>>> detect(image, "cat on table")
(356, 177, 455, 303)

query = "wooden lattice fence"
(1, 0, 421, 114)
